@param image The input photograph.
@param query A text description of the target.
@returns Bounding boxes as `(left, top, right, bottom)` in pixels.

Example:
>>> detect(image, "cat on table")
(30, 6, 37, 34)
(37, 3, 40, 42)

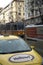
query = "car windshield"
(0, 38, 31, 54)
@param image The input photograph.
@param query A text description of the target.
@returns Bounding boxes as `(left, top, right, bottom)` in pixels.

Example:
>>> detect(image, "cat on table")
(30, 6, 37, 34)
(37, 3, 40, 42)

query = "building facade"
(24, 0, 43, 25)
(0, 0, 24, 24)
(0, 0, 43, 25)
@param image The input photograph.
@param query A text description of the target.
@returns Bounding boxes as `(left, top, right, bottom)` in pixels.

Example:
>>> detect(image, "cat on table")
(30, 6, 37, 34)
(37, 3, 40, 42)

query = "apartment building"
(0, 0, 24, 24)
(0, 0, 43, 25)
(12, 0, 24, 22)
(24, 0, 43, 25)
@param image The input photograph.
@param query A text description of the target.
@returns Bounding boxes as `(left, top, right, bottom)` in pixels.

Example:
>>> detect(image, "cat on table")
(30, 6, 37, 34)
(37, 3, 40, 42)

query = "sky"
(0, 0, 12, 8)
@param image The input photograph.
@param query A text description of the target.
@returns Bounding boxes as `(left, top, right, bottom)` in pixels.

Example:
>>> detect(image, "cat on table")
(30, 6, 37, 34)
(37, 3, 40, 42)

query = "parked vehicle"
(0, 22, 24, 37)
(25, 25, 43, 41)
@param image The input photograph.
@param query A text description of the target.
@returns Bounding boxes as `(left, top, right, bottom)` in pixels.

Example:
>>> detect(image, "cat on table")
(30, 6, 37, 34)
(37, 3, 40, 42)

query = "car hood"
(0, 49, 42, 65)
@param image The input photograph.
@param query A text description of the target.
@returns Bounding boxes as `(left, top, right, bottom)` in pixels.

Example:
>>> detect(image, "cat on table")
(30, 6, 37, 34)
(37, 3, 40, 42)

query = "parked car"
(0, 35, 42, 65)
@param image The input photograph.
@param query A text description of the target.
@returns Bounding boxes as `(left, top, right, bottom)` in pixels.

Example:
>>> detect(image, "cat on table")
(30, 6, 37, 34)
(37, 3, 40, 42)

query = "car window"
(17, 23, 24, 30)
(0, 38, 31, 54)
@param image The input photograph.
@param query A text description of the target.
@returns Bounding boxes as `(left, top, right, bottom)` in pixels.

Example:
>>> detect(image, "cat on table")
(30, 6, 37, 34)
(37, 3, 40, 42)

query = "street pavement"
(23, 38, 43, 65)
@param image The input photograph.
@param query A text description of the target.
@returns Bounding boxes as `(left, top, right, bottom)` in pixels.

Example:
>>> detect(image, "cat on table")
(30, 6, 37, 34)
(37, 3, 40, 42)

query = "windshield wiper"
(8, 50, 32, 53)
(0, 49, 32, 54)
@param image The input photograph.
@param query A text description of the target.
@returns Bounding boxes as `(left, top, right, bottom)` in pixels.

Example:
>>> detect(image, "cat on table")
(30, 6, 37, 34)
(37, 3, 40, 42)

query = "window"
(6, 24, 10, 30)
(13, 24, 17, 30)
(17, 22, 24, 30)
(18, 13, 21, 15)
(42, 0, 43, 4)
(23, 13, 25, 15)
(0, 38, 31, 53)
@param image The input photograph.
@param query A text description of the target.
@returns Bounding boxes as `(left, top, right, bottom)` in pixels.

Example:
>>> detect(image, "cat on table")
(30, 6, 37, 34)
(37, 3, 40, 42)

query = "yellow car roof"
(0, 35, 19, 40)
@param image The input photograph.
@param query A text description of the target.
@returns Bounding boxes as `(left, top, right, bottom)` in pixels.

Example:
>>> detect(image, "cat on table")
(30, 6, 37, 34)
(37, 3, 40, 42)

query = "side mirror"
(31, 46, 35, 49)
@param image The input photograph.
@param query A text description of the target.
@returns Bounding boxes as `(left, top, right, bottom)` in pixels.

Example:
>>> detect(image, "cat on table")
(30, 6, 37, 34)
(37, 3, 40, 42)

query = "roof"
(25, 25, 43, 28)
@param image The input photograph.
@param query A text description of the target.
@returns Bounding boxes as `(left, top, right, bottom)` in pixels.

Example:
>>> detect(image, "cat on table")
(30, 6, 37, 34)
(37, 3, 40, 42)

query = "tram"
(25, 25, 43, 40)
(0, 22, 24, 37)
